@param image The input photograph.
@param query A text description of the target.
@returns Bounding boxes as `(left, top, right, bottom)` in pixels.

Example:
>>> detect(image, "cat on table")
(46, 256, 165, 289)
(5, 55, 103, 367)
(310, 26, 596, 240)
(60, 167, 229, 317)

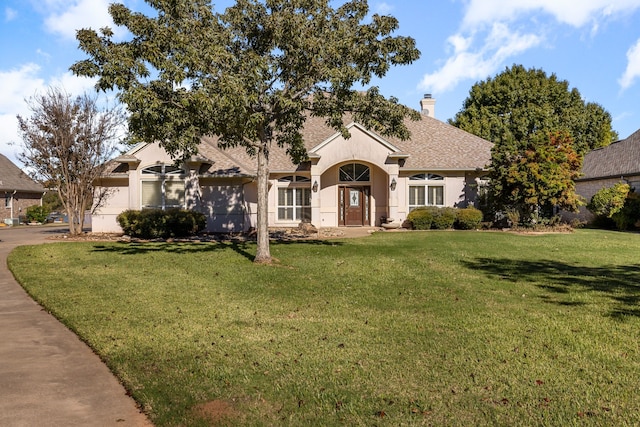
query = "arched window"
(408, 173, 445, 210)
(140, 164, 185, 209)
(409, 173, 444, 181)
(339, 163, 370, 182)
(278, 175, 311, 182)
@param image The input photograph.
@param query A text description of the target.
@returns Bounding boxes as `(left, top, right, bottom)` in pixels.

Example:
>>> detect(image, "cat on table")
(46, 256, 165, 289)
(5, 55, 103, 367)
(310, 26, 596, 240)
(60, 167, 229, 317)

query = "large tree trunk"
(254, 141, 272, 264)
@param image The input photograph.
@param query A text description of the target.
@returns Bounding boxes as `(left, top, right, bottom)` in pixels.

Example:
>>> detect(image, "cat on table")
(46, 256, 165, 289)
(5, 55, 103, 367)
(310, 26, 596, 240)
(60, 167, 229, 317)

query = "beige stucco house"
(92, 96, 493, 233)
(1, 154, 45, 225)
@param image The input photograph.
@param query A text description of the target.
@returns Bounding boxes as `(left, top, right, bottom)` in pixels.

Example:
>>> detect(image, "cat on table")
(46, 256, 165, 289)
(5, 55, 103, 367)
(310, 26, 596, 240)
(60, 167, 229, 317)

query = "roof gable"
(309, 122, 402, 155)
(0, 154, 45, 193)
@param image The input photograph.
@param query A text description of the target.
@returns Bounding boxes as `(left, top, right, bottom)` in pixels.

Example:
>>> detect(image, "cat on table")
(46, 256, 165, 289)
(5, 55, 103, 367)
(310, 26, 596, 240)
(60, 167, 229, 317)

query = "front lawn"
(8, 230, 640, 426)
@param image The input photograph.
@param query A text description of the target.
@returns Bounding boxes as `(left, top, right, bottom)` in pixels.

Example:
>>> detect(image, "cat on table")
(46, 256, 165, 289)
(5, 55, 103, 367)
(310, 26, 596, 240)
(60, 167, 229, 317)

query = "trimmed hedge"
(406, 206, 484, 230)
(455, 207, 483, 230)
(406, 206, 436, 230)
(432, 207, 457, 229)
(117, 209, 206, 238)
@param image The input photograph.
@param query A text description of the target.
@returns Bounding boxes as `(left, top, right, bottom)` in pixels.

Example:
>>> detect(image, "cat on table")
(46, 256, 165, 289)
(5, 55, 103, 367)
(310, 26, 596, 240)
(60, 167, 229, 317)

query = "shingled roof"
(0, 154, 45, 193)
(580, 128, 640, 180)
(196, 113, 493, 173)
(104, 111, 493, 175)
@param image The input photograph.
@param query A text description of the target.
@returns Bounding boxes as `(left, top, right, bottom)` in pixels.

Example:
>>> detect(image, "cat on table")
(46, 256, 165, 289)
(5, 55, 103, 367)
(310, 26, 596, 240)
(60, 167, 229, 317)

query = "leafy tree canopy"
(449, 64, 617, 155)
(71, 0, 420, 262)
(488, 130, 583, 223)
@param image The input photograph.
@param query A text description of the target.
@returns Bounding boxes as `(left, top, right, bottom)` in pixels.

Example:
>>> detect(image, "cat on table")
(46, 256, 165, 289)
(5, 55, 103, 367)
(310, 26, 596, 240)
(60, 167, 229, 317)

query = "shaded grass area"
(8, 229, 640, 426)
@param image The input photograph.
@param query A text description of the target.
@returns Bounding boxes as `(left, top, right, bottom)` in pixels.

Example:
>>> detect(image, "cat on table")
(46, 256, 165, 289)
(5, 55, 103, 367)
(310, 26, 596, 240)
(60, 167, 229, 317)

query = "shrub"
(455, 207, 483, 230)
(406, 207, 435, 230)
(432, 207, 457, 229)
(165, 209, 207, 237)
(611, 192, 640, 231)
(117, 209, 206, 238)
(587, 183, 630, 218)
(505, 209, 520, 227)
(26, 205, 50, 223)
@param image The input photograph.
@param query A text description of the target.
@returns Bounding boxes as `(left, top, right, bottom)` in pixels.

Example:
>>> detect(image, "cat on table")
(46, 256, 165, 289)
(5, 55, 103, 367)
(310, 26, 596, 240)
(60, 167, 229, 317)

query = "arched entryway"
(336, 162, 370, 226)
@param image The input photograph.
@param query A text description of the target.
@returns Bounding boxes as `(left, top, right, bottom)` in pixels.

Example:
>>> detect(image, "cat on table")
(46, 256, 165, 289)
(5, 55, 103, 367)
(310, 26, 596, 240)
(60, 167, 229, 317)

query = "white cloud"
(0, 64, 45, 115)
(51, 72, 98, 95)
(36, 49, 52, 62)
(419, 23, 542, 93)
(619, 38, 640, 90)
(43, 0, 125, 40)
(0, 64, 45, 164)
(462, 0, 640, 29)
(373, 2, 394, 15)
(5, 7, 18, 21)
(419, 0, 640, 96)
(0, 64, 99, 165)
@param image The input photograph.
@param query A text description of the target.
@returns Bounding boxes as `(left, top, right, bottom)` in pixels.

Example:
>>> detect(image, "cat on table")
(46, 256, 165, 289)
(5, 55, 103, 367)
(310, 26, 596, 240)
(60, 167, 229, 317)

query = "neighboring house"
(0, 154, 46, 225)
(569, 128, 640, 222)
(92, 95, 493, 233)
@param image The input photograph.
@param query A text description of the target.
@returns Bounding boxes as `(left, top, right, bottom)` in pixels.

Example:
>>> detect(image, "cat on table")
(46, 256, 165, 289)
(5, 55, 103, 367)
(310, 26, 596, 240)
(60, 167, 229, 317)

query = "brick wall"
(3, 191, 43, 223)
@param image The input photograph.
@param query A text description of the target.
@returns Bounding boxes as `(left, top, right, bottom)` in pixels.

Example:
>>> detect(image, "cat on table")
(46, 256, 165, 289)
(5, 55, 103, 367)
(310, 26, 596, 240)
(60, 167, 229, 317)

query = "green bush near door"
(406, 206, 483, 230)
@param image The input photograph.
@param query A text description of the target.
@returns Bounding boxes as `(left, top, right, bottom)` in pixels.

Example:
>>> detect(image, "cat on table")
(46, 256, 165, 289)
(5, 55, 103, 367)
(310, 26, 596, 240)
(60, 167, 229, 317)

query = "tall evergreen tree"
(72, 0, 420, 263)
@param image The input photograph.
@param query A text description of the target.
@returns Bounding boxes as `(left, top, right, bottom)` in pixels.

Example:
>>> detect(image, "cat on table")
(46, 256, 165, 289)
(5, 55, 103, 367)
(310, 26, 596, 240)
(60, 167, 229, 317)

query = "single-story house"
(567, 128, 640, 222)
(92, 95, 493, 233)
(0, 154, 46, 225)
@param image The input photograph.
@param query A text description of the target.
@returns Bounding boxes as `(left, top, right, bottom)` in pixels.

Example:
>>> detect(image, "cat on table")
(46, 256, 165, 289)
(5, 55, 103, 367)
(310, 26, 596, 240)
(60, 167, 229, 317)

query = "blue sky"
(2, 0, 640, 166)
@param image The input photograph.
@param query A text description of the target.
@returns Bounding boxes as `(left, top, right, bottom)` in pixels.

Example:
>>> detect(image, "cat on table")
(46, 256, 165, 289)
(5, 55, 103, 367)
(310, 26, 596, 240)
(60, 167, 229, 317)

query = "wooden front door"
(339, 186, 369, 226)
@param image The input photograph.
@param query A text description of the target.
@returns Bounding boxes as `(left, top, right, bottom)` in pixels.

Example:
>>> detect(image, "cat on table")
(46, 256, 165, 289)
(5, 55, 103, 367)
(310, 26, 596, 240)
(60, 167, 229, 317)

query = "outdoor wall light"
(312, 180, 319, 192)
(390, 178, 397, 191)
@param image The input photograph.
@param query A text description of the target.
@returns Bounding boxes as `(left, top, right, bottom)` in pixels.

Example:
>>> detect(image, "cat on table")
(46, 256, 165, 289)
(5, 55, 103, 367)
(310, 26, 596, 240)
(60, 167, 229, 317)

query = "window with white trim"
(278, 187, 311, 221)
(277, 175, 311, 221)
(140, 164, 185, 209)
(408, 173, 445, 210)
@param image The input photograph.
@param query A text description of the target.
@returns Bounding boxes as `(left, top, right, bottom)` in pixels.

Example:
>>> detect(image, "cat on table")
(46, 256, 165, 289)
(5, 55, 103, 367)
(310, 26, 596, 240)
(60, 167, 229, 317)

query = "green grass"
(8, 229, 640, 426)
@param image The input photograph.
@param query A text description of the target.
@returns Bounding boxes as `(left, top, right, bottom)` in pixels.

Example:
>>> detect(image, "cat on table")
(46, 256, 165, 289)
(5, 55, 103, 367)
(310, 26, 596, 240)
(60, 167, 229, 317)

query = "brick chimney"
(420, 93, 435, 118)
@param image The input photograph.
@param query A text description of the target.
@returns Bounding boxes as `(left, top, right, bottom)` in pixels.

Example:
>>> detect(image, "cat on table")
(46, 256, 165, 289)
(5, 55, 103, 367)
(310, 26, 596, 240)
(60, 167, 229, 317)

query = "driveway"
(0, 225, 152, 426)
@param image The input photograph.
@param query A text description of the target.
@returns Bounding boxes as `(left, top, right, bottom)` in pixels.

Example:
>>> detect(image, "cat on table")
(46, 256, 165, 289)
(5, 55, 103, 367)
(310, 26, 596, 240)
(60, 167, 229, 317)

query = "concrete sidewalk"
(0, 226, 152, 427)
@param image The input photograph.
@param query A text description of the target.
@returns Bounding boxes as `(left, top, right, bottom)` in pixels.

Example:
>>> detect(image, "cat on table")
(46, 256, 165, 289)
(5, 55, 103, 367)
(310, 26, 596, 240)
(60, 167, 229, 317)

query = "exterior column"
(127, 164, 138, 209)
(310, 173, 321, 227)
(388, 163, 400, 224)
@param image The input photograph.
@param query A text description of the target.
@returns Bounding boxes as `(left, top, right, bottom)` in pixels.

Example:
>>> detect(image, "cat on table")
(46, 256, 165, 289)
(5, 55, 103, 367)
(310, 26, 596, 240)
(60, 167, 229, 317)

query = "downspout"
(10, 190, 16, 224)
